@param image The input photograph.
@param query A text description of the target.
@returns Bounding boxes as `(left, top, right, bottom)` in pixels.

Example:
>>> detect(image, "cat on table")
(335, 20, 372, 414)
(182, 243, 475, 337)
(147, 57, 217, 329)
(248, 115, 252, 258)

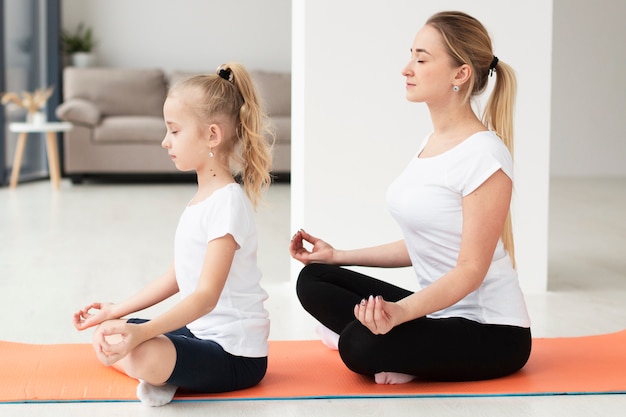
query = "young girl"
(73, 62, 273, 406)
(290, 11, 531, 384)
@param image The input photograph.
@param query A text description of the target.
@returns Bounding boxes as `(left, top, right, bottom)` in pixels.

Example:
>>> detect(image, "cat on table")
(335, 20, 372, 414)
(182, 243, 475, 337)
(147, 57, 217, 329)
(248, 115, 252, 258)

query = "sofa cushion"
(55, 98, 101, 127)
(63, 67, 166, 118)
(93, 116, 166, 144)
(250, 71, 291, 117)
(168, 71, 203, 89)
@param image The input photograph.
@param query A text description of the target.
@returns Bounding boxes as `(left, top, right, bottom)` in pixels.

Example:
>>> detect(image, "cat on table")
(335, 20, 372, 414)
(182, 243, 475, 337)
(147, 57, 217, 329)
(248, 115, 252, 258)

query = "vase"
(27, 111, 47, 125)
(71, 52, 95, 68)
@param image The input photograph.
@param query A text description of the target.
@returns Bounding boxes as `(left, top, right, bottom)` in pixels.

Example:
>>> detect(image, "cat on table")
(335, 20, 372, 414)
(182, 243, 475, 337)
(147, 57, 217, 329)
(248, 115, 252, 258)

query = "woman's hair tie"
(489, 56, 499, 77)
(218, 67, 234, 82)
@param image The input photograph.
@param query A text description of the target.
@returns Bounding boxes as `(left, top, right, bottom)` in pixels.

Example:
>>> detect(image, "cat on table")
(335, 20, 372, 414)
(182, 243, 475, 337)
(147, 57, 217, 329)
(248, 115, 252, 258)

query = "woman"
(290, 11, 531, 384)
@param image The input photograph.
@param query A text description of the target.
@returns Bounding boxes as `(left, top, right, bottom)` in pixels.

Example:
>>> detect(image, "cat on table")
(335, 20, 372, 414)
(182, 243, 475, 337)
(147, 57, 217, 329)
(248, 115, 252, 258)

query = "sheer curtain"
(0, 0, 61, 186)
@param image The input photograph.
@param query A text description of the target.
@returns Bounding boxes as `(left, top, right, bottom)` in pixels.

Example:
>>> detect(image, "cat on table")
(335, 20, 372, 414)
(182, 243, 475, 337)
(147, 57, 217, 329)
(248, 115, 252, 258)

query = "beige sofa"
(56, 67, 291, 183)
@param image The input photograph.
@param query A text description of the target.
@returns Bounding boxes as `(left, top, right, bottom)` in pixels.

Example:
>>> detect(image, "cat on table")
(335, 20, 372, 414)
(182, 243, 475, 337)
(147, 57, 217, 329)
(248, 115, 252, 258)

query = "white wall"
(292, 0, 552, 293)
(58, 0, 625, 292)
(61, 0, 292, 73)
(550, 0, 626, 177)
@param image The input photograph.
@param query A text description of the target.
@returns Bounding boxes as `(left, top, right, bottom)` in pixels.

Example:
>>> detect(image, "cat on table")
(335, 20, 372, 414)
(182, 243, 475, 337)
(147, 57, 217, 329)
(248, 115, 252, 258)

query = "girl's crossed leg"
(93, 318, 267, 406)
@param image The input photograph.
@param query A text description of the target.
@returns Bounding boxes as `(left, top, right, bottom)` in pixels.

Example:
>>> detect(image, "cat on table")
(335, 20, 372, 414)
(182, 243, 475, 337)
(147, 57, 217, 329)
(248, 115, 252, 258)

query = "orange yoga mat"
(1, 330, 626, 403)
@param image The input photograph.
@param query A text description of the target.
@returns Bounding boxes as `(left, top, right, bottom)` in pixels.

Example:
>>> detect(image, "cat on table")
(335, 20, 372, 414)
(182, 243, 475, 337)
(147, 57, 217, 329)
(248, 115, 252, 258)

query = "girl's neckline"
(417, 130, 491, 160)
(187, 182, 237, 207)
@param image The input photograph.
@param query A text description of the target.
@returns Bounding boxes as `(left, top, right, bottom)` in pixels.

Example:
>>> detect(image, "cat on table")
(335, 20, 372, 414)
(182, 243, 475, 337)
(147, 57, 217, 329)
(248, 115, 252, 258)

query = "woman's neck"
(427, 102, 485, 141)
(416, 102, 487, 158)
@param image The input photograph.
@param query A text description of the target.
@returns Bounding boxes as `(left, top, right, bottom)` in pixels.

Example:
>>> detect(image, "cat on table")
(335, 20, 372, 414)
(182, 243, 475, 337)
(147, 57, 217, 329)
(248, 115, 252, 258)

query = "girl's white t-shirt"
(386, 131, 530, 328)
(174, 183, 269, 357)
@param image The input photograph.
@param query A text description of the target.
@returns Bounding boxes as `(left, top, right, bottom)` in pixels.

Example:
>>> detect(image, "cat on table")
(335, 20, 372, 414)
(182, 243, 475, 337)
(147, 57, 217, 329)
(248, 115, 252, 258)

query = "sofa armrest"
(56, 98, 101, 127)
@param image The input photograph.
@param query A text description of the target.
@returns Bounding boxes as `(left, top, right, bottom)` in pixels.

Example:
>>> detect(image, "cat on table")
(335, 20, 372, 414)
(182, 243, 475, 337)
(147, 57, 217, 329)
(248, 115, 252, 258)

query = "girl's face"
(162, 96, 210, 172)
(401, 24, 459, 104)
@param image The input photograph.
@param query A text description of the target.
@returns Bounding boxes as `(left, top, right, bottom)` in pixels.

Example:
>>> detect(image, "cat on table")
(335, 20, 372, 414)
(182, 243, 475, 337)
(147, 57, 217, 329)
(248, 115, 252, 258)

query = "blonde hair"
(426, 11, 517, 266)
(169, 62, 274, 208)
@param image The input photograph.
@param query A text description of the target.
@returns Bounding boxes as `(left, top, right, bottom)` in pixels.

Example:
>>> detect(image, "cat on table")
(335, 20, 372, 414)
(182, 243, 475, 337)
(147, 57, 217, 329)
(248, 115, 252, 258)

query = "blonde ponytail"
(225, 63, 274, 208)
(483, 60, 517, 267)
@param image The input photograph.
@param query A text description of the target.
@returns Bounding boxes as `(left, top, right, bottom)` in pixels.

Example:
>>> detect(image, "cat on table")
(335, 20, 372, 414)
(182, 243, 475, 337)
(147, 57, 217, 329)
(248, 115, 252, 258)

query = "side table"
(9, 122, 73, 190)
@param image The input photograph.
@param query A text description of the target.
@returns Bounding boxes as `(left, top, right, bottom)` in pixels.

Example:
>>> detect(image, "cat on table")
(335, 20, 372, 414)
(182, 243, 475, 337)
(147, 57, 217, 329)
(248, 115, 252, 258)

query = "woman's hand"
(289, 229, 336, 265)
(354, 295, 405, 335)
(73, 302, 117, 331)
(92, 320, 144, 366)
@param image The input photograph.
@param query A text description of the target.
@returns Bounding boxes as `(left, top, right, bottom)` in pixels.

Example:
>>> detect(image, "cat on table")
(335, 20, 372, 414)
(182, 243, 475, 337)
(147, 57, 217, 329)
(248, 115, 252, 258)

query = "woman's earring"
(453, 85, 459, 92)
(209, 149, 215, 158)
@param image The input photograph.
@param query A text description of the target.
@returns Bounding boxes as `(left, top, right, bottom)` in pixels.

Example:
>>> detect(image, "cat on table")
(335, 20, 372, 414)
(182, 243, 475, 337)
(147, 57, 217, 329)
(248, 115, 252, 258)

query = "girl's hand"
(73, 302, 116, 330)
(93, 320, 144, 366)
(354, 295, 404, 335)
(289, 229, 336, 265)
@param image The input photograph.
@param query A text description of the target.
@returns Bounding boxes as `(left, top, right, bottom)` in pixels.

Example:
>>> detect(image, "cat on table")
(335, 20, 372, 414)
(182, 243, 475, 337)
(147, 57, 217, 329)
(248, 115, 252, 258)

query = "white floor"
(0, 177, 625, 416)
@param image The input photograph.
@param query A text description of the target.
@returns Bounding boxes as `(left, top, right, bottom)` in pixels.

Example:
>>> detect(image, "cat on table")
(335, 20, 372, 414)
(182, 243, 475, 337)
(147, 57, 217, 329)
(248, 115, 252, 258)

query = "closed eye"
(410, 47, 431, 63)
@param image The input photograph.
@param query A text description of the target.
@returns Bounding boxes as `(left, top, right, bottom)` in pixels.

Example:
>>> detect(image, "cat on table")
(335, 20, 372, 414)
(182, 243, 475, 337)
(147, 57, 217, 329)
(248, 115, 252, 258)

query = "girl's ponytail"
(222, 63, 274, 208)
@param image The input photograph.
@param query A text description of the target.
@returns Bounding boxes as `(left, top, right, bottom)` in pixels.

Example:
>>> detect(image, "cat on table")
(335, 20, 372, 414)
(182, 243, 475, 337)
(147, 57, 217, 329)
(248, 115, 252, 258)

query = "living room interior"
(1, 0, 625, 416)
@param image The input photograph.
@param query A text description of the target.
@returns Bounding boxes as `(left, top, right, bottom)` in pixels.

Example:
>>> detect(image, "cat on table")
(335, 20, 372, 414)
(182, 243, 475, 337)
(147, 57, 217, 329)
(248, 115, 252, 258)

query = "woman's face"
(401, 24, 459, 104)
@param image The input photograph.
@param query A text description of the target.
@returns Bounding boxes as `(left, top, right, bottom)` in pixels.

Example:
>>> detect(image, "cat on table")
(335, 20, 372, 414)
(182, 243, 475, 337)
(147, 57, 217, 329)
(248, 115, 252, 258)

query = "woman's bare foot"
(374, 372, 416, 385)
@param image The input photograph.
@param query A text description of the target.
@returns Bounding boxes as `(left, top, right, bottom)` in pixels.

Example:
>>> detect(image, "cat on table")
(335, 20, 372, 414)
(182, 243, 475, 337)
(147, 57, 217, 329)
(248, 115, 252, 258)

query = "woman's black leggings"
(296, 263, 531, 381)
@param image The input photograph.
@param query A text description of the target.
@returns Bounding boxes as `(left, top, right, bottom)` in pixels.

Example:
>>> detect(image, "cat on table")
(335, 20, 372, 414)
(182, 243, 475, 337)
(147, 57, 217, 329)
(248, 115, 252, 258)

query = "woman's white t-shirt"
(386, 131, 530, 328)
(174, 183, 270, 357)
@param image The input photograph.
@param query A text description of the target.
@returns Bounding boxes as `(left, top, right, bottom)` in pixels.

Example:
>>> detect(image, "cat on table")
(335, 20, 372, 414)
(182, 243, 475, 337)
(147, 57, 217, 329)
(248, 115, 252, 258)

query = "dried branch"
(0, 86, 54, 113)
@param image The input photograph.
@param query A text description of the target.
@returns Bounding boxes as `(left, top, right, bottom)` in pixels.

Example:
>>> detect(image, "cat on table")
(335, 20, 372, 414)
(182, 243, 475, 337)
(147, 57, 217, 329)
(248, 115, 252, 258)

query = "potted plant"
(61, 23, 96, 67)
